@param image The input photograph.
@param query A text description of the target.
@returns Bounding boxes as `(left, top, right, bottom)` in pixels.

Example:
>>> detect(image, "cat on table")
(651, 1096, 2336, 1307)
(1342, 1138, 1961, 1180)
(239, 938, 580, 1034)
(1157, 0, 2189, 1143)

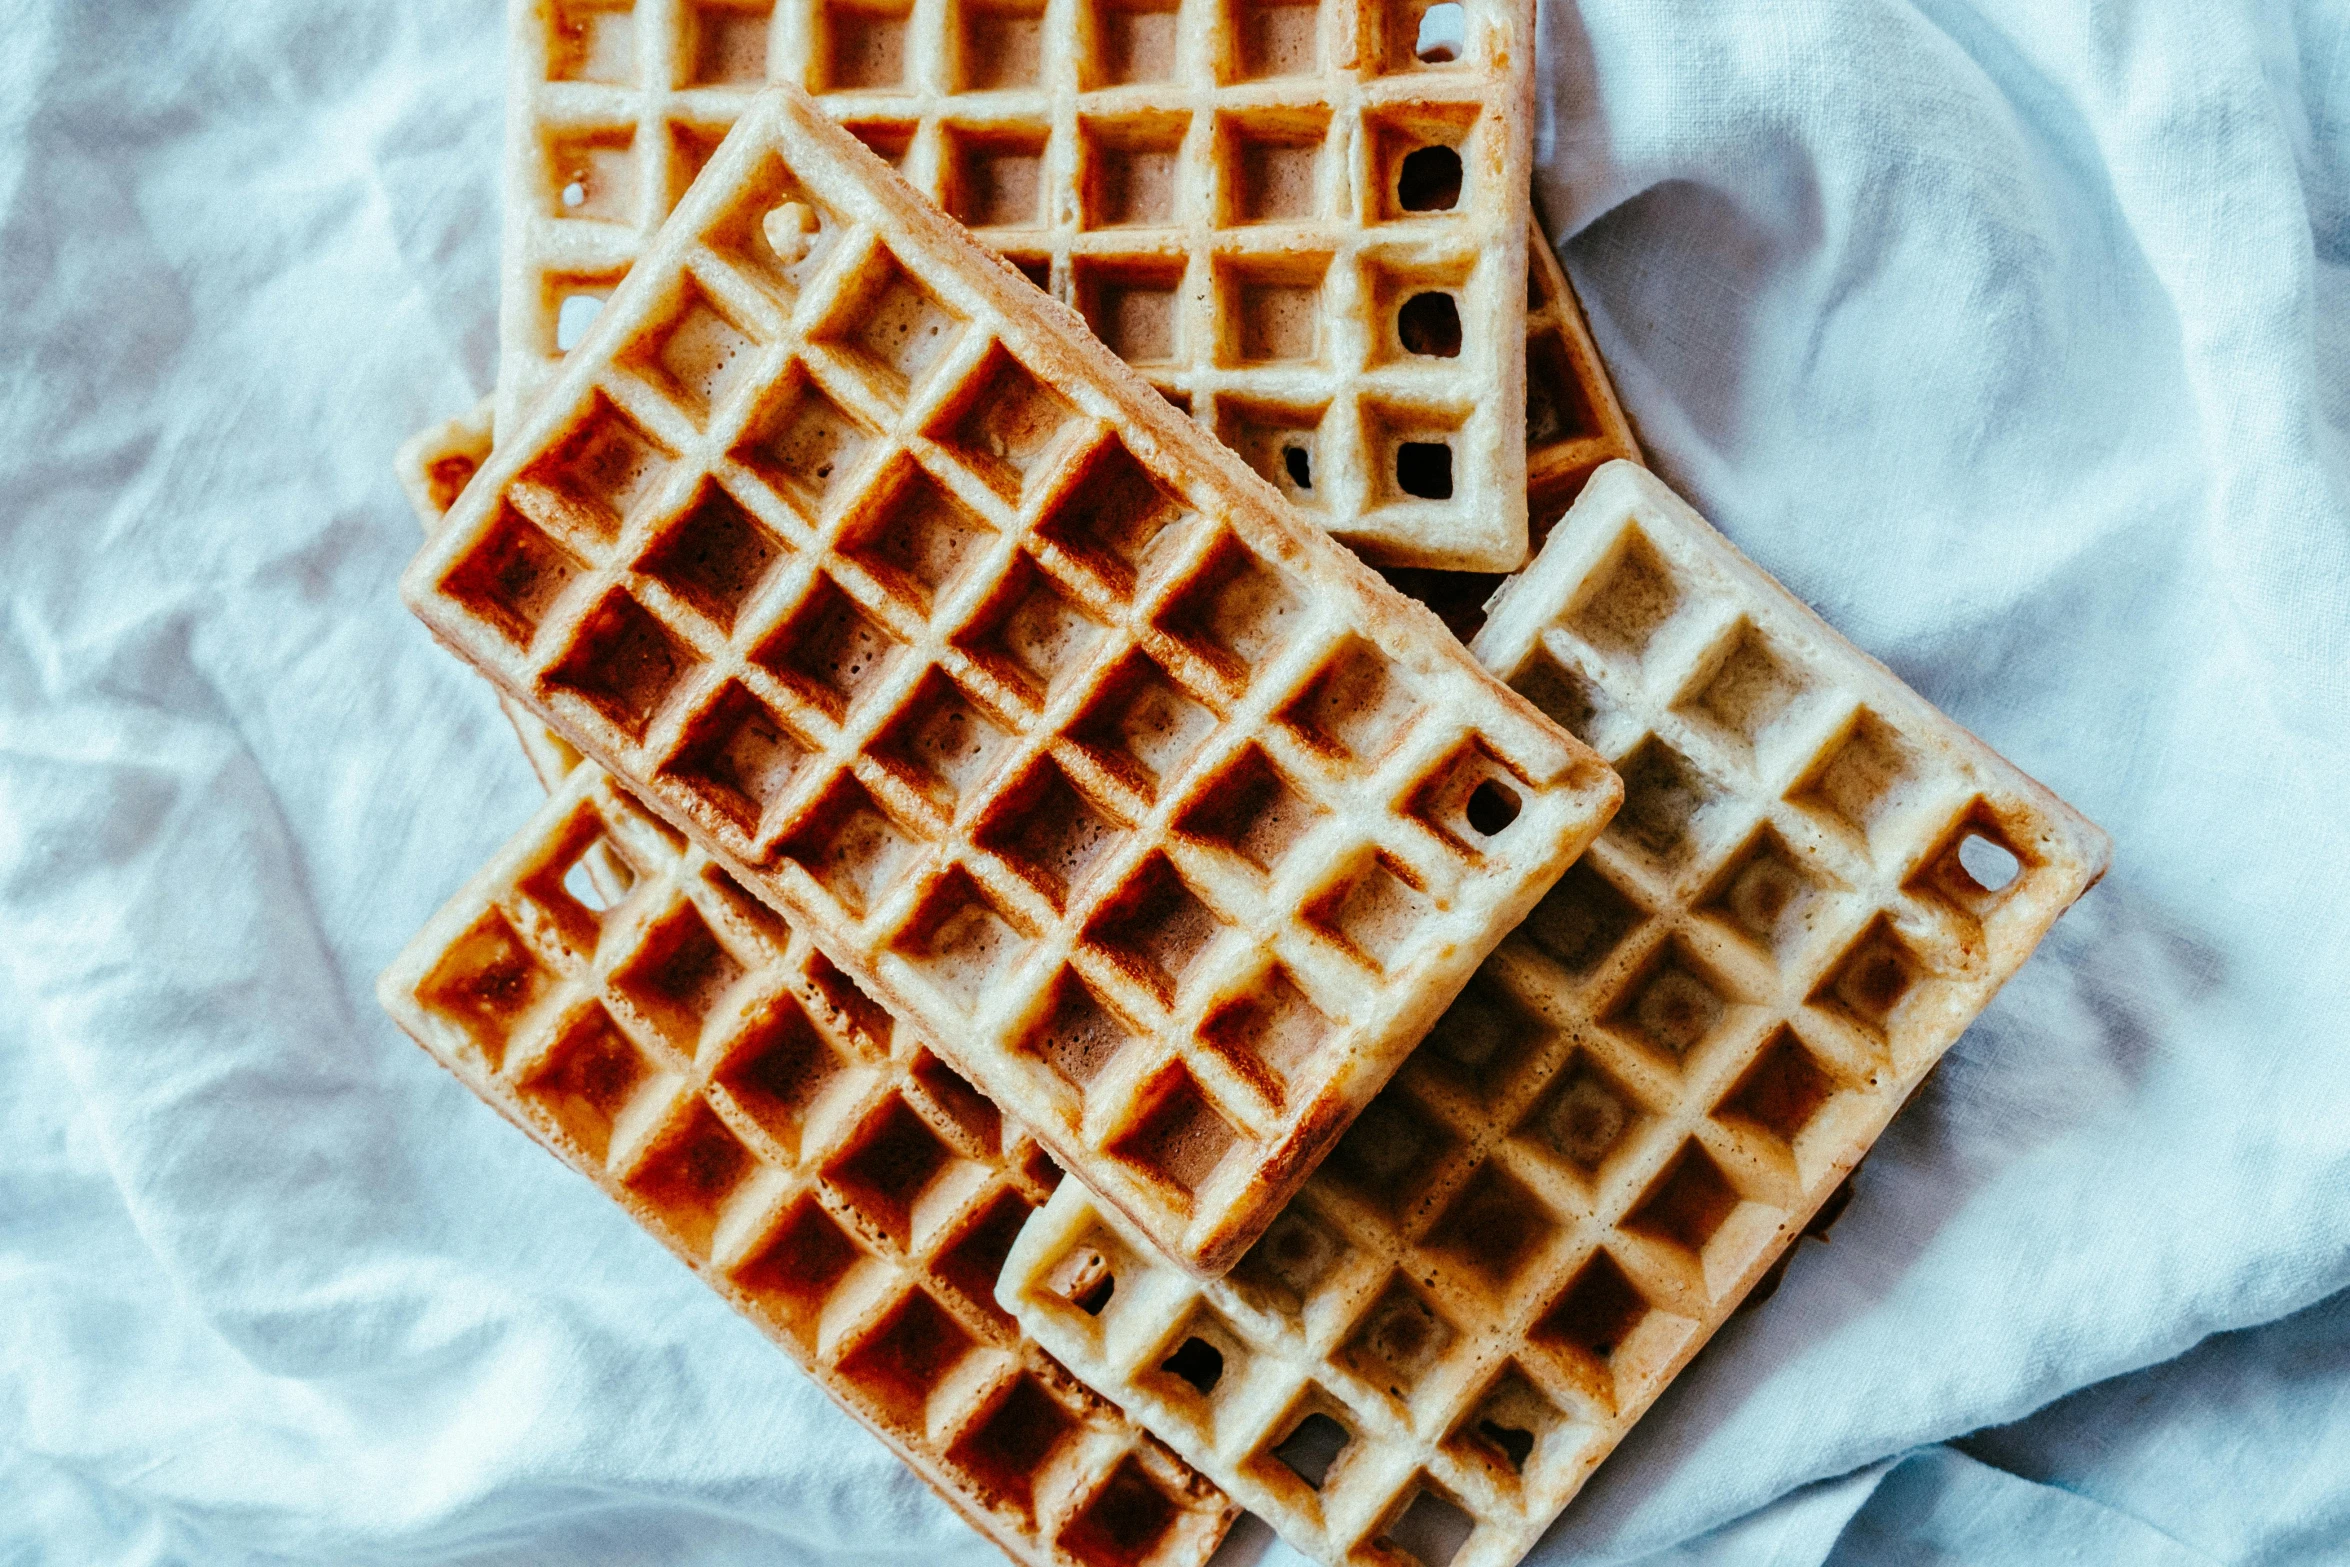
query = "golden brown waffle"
(999, 461, 2110, 1567)
(499, 0, 1552, 571)
(404, 86, 1622, 1279)
(379, 762, 1237, 1567)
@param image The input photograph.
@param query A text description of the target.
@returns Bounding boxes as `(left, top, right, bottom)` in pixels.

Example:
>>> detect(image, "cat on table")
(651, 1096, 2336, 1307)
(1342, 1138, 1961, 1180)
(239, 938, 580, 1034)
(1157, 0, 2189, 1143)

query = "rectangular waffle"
(379, 761, 1237, 1567)
(998, 460, 2111, 1567)
(497, 0, 1567, 571)
(401, 84, 1623, 1279)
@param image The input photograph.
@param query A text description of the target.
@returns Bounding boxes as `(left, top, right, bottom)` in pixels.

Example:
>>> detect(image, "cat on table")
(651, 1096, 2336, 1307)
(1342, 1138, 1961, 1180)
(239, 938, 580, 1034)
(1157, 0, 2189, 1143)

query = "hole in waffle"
(1080, 115, 1186, 226)
(1059, 1456, 1182, 1567)
(1911, 805, 2035, 921)
(866, 668, 1015, 813)
(840, 461, 999, 620)
(1084, 854, 1228, 1006)
(1076, 258, 1185, 365)
(716, 1000, 849, 1154)
(735, 371, 877, 520)
(953, 557, 1110, 709)
(1450, 1366, 1567, 1488)
(1718, 1027, 1839, 1147)
(1035, 434, 1191, 600)
(561, 846, 632, 913)
(521, 1008, 668, 1164)
(976, 756, 1131, 911)
(1466, 779, 1520, 833)
(1606, 940, 1733, 1060)
(1412, 0, 1465, 62)
(663, 682, 811, 838)
(820, 0, 910, 88)
(1281, 638, 1422, 765)
(545, 129, 636, 221)
(935, 346, 1081, 501)
(616, 902, 751, 1050)
(893, 867, 1035, 1013)
(1112, 1064, 1245, 1197)
(1396, 441, 1453, 499)
(1198, 964, 1332, 1104)
(442, 506, 586, 651)
(1069, 652, 1217, 800)
(1397, 291, 1462, 357)
(419, 913, 559, 1069)
(755, 575, 907, 720)
(1270, 1409, 1352, 1491)
(707, 160, 843, 300)
(1215, 398, 1329, 511)
(1788, 710, 1928, 853)
(945, 126, 1048, 229)
(1507, 649, 1610, 748)
(1813, 914, 1925, 1037)
(1022, 970, 1143, 1091)
(1522, 1054, 1641, 1172)
(1179, 745, 1326, 875)
(1608, 736, 1729, 868)
(1533, 1250, 1650, 1371)
(1219, 113, 1328, 223)
(1701, 826, 1831, 965)
(1408, 741, 1533, 855)
(955, 0, 1046, 88)
(1329, 1090, 1454, 1218)
(825, 1096, 964, 1249)
(1342, 1277, 1457, 1400)
(625, 1102, 764, 1257)
(1397, 145, 1462, 211)
(1959, 833, 2020, 890)
(1306, 852, 1434, 974)
(821, 250, 966, 405)
(548, 1, 637, 82)
(545, 591, 703, 742)
(934, 1187, 1037, 1328)
(1237, 1204, 1342, 1311)
(1423, 975, 1546, 1091)
(838, 1287, 980, 1432)
(514, 394, 674, 542)
(1161, 1334, 1226, 1395)
(1380, 1485, 1476, 1567)
(642, 481, 789, 632)
(777, 775, 918, 920)
(734, 1197, 866, 1349)
(1090, 0, 1180, 84)
(1228, 0, 1321, 81)
(1526, 329, 1602, 448)
(1426, 1161, 1556, 1285)
(1479, 1419, 1534, 1471)
(1625, 1140, 1741, 1255)
(1041, 1231, 1125, 1315)
(951, 1374, 1077, 1523)
(689, 1, 771, 83)
(1216, 255, 1327, 363)
(636, 280, 759, 421)
(555, 291, 606, 351)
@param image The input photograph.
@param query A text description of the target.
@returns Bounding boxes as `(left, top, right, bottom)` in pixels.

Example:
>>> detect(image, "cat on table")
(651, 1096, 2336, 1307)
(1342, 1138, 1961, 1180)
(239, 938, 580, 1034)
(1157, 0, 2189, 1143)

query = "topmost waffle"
(502, 0, 1542, 570)
(405, 83, 1620, 1277)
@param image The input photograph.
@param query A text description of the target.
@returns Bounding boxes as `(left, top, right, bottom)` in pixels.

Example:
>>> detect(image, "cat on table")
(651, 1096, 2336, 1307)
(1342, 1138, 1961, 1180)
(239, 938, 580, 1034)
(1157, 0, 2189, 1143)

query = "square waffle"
(378, 761, 1237, 1567)
(496, 0, 1568, 572)
(998, 461, 2111, 1567)
(402, 85, 1623, 1278)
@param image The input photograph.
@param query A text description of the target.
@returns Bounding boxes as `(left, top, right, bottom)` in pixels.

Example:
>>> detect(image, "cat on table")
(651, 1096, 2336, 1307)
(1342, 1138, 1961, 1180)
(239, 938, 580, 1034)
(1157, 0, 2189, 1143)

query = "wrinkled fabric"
(0, 0, 2344, 1562)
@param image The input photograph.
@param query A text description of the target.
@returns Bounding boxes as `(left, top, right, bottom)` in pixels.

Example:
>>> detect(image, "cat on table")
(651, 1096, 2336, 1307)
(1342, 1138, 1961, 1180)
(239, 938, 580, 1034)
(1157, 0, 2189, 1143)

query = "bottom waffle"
(999, 462, 2109, 1567)
(378, 764, 1236, 1567)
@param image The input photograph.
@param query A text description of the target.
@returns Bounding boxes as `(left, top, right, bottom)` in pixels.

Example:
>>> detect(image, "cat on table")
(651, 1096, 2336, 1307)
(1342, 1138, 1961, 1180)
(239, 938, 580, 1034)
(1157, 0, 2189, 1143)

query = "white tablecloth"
(3, 0, 2345, 1561)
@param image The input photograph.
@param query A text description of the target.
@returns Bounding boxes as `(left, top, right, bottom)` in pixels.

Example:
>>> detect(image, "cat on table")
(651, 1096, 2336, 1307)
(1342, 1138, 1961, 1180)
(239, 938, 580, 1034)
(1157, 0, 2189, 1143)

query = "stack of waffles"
(378, 8, 2109, 1567)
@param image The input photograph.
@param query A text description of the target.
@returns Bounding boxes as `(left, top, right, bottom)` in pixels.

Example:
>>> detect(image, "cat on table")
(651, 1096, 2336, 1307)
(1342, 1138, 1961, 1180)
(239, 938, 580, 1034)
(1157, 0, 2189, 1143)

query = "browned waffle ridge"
(497, 0, 1578, 572)
(378, 763, 1237, 1567)
(999, 461, 2111, 1567)
(402, 84, 1623, 1278)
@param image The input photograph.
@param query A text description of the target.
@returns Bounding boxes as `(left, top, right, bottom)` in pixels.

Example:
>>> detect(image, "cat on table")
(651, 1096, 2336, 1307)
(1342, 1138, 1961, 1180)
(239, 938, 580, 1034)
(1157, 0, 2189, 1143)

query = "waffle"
(403, 85, 1622, 1278)
(497, 0, 1554, 572)
(999, 461, 2111, 1567)
(379, 762, 1237, 1567)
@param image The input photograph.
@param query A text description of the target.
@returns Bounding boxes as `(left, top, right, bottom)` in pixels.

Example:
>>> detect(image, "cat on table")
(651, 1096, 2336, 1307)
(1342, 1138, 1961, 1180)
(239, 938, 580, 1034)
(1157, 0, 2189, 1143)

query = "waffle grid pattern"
(379, 764, 1236, 1567)
(502, 0, 1545, 570)
(411, 87, 1620, 1277)
(999, 462, 2110, 1567)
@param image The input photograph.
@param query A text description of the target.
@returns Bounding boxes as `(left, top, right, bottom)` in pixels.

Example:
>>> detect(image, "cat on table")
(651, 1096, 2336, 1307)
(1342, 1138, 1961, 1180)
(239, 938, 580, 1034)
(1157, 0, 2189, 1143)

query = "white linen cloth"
(1, 0, 2344, 1561)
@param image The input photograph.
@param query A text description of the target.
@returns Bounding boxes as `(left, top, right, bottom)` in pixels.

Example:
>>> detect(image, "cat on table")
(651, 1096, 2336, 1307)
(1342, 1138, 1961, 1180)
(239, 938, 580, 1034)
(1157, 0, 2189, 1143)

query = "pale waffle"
(401, 85, 1623, 1278)
(499, 0, 1561, 571)
(379, 762, 1236, 1567)
(999, 461, 2110, 1567)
